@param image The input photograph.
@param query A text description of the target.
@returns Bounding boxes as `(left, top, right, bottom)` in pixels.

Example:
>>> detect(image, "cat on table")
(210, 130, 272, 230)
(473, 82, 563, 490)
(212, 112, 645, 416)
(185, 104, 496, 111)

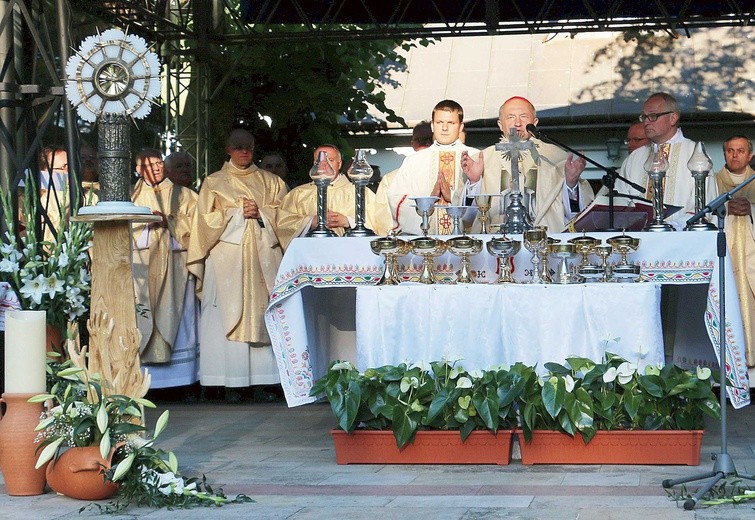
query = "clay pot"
(0, 393, 47, 495)
(46, 446, 118, 500)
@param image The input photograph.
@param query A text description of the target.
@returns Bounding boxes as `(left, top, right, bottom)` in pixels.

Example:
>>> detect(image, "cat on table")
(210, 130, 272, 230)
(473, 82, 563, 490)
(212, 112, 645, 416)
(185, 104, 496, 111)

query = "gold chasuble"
(132, 178, 197, 363)
(187, 161, 287, 344)
(716, 165, 755, 366)
(276, 174, 379, 250)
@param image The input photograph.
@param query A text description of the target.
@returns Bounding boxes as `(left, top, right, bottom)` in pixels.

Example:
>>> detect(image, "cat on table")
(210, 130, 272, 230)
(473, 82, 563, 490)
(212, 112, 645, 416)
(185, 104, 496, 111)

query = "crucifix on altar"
(496, 132, 536, 234)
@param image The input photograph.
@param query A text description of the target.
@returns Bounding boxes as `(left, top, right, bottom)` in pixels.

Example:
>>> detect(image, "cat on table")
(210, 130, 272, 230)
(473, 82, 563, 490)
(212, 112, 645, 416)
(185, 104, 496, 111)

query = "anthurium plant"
(517, 352, 720, 444)
(310, 359, 524, 448)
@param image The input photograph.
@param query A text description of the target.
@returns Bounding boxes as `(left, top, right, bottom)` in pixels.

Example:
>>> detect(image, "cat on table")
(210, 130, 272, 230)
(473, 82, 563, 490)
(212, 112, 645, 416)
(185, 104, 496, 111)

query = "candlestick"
(4, 310, 47, 393)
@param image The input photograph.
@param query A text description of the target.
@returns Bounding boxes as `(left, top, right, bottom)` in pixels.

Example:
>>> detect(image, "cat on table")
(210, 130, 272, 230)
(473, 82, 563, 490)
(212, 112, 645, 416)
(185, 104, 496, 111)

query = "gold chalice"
(607, 233, 641, 281)
(447, 235, 483, 284)
(474, 194, 500, 234)
(486, 235, 521, 283)
(595, 243, 614, 283)
(370, 236, 411, 285)
(410, 236, 447, 284)
(568, 234, 600, 267)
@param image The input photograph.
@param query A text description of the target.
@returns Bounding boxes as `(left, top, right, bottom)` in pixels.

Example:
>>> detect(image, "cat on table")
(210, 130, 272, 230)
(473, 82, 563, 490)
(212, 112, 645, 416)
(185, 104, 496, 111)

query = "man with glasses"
(616, 92, 717, 227)
(187, 129, 288, 402)
(132, 148, 200, 400)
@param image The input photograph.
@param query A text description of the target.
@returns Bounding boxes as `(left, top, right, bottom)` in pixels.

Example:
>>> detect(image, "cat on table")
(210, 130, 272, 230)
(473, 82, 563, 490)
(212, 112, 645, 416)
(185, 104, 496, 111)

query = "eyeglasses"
(624, 137, 648, 145)
(638, 111, 673, 123)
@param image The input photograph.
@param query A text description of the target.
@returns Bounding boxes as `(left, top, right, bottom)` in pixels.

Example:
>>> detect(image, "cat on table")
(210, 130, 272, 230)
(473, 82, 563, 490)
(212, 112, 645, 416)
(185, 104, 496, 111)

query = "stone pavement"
(2, 397, 754, 519)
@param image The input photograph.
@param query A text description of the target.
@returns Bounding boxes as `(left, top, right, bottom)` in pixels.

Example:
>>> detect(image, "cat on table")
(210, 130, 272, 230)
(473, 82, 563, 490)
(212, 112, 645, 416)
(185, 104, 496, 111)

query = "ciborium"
(410, 236, 447, 284)
(370, 236, 411, 285)
(607, 233, 641, 281)
(410, 196, 439, 236)
(444, 206, 469, 236)
(523, 227, 548, 284)
(474, 194, 499, 234)
(550, 243, 578, 284)
(595, 243, 614, 283)
(568, 234, 600, 267)
(486, 235, 521, 283)
(447, 235, 483, 284)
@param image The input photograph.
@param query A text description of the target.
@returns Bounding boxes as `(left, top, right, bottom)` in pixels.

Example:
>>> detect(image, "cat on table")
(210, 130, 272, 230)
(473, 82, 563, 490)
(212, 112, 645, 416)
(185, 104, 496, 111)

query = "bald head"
(164, 151, 193, 187)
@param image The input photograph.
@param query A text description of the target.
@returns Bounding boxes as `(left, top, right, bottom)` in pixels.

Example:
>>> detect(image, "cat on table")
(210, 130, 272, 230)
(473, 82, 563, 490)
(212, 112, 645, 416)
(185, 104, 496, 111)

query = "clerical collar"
(433, 140, 461, 149)
(229, 159, 253, 172)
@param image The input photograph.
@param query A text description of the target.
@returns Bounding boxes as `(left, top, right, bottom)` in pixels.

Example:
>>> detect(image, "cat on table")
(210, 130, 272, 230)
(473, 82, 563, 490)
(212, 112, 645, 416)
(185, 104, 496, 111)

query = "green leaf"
(27, 394, 56, 403)
(472, 387, 499, 431)
(426, 388, 453, 424)
(542, 378, 565, 419)
(168, 451, 179, 473)
(623, 392, 640, 422)
(392, 408, 419, 448)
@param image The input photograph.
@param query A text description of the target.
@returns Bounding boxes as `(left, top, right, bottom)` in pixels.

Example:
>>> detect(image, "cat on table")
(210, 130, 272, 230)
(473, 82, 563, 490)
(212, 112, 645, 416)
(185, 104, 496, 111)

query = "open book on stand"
(564, 194, 682, 232)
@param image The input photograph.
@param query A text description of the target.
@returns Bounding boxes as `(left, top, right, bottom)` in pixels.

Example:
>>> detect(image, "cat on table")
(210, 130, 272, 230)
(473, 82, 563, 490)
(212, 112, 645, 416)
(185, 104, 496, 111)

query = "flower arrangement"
(310, 358, 523, 448)
(0, 174, 91, 328)
(516, 352, 721, 444)
(312, 353, 721, 449)
(30, 359, 251, 511)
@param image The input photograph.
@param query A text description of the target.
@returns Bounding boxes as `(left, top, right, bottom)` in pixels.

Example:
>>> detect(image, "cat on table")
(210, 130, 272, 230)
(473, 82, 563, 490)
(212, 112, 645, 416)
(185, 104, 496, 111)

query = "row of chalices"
(570, 233, 641, 282)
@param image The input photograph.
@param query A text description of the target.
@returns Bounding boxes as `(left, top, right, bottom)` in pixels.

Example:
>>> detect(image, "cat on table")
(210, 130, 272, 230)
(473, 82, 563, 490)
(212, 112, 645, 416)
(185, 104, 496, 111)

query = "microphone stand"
(527, 125, 645, 231)
(662, 172, 755, 509)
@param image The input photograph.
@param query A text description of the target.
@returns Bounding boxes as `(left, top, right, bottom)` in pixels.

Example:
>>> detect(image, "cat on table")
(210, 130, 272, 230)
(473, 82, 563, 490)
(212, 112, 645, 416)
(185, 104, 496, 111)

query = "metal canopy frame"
(1, 0, 752, 205)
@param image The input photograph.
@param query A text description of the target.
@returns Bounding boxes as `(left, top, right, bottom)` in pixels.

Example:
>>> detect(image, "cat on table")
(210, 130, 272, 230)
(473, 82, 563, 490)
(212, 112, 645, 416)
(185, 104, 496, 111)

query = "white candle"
(4, 310, 47, 394)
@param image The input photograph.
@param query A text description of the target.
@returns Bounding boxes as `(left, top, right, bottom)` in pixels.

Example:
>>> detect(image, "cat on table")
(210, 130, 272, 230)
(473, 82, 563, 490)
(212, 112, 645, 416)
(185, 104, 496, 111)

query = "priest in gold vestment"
(186, 129, 288, 393)
(715, 136, 755, 367)
(277, 144, 380, 249)
(132, 149, 198, 390)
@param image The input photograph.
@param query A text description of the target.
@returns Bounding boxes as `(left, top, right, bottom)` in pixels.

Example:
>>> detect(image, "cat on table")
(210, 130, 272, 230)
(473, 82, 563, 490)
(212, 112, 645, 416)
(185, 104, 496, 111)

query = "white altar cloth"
(264, 232, 750, 408)
(356, 283, 664, 373)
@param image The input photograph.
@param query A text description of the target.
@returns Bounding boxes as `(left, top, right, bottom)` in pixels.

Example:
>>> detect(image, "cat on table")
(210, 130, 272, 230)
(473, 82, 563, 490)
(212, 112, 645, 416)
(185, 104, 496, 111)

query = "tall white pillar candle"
(4, 310, 47, 393)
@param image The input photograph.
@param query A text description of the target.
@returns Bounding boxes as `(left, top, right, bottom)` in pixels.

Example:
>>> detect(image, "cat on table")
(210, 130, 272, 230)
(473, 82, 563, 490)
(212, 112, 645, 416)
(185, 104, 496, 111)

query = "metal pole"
(55, 0, 79, 210)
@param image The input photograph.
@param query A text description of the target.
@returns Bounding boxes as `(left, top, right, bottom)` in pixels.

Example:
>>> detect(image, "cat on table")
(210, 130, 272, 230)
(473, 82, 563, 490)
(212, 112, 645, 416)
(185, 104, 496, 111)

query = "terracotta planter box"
(330, 429, 513, 465)
(518, 430, 704, 465)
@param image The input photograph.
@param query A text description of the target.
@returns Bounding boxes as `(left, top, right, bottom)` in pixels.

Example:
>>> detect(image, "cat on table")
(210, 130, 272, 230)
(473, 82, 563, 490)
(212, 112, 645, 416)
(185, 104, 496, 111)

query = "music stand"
(661, 175, 755, 510)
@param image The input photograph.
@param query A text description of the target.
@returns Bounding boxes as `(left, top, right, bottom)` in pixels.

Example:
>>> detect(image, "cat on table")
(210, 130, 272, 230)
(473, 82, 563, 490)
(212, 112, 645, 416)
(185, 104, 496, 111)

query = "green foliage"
(517, 353, 720, 444)
(313, 354, 721, 449)
(310, 359, 521, 449)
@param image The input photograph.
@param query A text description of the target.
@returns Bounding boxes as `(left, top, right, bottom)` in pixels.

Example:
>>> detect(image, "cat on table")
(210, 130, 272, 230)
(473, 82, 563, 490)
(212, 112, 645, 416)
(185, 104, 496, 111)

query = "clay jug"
(0, 393, 47, 495)
(46, 445, 118, 500)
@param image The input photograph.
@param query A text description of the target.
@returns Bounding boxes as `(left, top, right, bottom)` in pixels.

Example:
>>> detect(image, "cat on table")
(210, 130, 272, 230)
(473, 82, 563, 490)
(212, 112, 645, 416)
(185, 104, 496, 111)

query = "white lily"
(19, 274, 46, 305)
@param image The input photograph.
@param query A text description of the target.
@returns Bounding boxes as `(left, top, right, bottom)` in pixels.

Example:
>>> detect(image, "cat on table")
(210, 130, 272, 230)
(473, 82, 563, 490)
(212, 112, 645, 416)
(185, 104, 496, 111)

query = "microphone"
(525, 124, 541, 139)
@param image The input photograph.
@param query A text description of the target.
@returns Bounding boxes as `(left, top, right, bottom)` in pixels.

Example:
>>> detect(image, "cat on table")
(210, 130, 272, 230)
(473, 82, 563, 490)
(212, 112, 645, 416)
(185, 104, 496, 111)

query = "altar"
(264, 232, 751, 408)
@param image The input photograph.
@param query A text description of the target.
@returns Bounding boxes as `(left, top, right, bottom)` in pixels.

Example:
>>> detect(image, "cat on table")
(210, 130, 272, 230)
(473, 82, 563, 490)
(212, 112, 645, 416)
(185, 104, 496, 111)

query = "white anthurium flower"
(696, 366, 712, 380)
(564, 374, 575, 393)
(616, 362, 636, 384)
(456, 376, 473, 389)
(537, 376, 546, 387)
(600, 335, 620, 349)
(603, 367, 618, 383)
(634, 343, 648, 360)
(469, 369, 484, 379)
(399, 376, 419, 393)
(644, 365, 661, 376)
(449, 366, 463, 379)
(20, 274, 46, 305)
(443, 353, 463, 363)
(331, 361, 355, 371)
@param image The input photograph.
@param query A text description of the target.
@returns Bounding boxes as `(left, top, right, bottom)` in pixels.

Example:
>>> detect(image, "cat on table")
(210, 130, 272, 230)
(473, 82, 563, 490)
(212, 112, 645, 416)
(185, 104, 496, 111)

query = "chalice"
(444, 206, 469, 236)
(550, 243, 578, 284)
(539, 236, 559, 283)
(607, 233, 641, 281)
(568, 234, 600, 268)
(370, 236, 411, 285)
(447, 235, 483, 284)
(595, 243, 614, 283)
(474, 194, 499, 234)
(410, 236, 447, 284)
(523, 227, 548, 284)
(409, 196, 439, 236)
(486, 235, 521, 283)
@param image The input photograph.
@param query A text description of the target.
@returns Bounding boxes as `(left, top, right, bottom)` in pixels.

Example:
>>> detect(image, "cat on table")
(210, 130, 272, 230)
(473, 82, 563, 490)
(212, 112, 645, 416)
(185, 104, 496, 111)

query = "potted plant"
(516, 352, 720, 465)
(310, 358, 524, 464)
(30, 359, 251, 510)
